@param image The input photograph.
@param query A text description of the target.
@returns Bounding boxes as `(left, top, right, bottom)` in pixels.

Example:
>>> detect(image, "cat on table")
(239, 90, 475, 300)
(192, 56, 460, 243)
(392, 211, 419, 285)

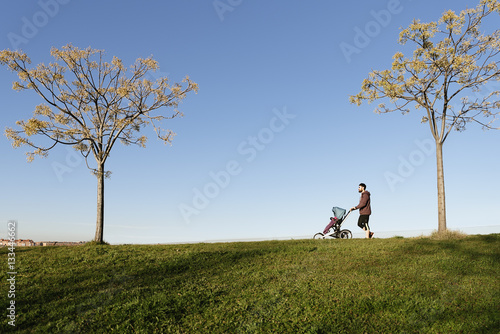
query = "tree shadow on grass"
(383, 234, 500, 333)
(396, 234, 499, 266)
(12, 237, 500, 333)
(15, 245, 280, 333)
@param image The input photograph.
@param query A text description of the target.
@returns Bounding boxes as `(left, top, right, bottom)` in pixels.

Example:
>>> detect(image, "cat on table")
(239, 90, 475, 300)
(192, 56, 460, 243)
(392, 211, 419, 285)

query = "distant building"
(0, 239, 86, 247)
(0, 239, 35, 246)
(0, 239, 10, 246)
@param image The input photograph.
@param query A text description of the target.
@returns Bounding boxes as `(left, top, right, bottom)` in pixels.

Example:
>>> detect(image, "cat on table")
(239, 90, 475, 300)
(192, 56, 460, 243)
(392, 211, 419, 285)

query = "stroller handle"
(343, 209, 353, 220)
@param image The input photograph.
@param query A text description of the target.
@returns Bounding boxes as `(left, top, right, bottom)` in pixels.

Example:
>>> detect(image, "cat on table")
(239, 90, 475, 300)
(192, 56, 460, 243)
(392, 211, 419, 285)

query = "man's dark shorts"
(358, 215, 370, 230)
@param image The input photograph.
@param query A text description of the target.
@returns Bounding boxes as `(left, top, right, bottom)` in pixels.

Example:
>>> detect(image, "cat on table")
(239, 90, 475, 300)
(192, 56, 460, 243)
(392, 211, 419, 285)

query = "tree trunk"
(94, 163, 105, 243)
(435, 140, 447, 232)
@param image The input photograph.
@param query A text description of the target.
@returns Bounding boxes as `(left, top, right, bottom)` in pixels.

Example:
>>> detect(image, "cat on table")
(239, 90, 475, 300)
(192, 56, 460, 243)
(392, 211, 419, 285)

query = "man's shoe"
(369, 232, 374, 238)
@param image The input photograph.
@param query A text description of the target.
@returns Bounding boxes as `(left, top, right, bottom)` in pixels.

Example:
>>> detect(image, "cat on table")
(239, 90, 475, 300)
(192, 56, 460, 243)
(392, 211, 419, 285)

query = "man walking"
(350, 183, 373, 239)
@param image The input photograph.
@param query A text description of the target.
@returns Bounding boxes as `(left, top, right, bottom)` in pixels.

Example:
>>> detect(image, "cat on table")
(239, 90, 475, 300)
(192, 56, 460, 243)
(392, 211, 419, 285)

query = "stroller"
(313, 207, 353, 239)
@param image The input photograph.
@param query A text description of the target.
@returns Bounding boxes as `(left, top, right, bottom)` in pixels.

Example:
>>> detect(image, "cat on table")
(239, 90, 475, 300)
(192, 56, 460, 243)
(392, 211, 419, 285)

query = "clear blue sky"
(1, 0, 499, 244)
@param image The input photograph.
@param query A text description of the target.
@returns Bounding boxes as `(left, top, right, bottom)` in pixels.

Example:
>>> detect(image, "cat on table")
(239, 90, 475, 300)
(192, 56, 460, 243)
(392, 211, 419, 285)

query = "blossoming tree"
(1, 44, 198, 243)
(350, 0, 500, 232)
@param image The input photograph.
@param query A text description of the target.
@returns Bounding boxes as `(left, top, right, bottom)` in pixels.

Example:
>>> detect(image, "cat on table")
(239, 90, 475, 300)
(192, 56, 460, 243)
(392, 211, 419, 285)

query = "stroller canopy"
(332, 207, 346, 220)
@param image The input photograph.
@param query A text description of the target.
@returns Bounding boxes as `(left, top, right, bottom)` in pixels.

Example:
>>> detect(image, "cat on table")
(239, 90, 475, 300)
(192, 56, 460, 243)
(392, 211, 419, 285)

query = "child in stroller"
(313, 206, 353, 239)
(323, 217, 340, 234)
(324, 206, 347, 233)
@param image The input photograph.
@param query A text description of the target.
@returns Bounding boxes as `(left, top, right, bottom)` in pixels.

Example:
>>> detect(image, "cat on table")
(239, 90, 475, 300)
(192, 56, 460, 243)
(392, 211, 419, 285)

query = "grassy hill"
(2, 234, 499, 333)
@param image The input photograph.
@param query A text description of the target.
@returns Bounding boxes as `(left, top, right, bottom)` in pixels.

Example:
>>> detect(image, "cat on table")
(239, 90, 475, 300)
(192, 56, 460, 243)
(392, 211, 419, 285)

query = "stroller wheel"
(339, 230, 352, 239)
(313, 233, 324, 239)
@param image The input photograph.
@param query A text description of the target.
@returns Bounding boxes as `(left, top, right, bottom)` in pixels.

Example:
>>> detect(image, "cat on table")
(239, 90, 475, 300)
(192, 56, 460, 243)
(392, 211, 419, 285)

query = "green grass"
(2, 234, 499, 333)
